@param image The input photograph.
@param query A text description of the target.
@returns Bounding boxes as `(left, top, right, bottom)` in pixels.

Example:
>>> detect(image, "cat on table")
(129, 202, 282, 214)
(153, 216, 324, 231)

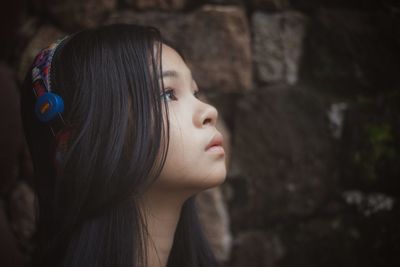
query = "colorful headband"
(31, 36, 69, 124)
(31, 36, 72, 172)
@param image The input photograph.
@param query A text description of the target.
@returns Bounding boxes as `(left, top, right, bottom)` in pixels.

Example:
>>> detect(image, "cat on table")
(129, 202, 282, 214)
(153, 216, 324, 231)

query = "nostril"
(203, 118, 212, 125)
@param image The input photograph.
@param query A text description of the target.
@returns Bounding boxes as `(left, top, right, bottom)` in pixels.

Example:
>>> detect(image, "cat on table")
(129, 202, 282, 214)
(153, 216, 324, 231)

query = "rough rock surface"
(229, 85, 335, 228)
(0, 63, 24, 195)
(0, 0, 27, 63)
(32, 0, 117, 31)
(17, 25, 65, 83)
(228, 231, 285, 267)
(122, 0, 187, 10)
(251, 0, 290, 11)
(299, 8, 400, 94)
(107, 5, 252, 93)
(197, 187, 232, 262)
(252, 11, 307, 85)
(9, 182, 36, 242)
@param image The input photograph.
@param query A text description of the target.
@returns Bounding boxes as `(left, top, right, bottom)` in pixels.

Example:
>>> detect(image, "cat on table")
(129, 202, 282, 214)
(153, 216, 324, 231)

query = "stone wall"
(1, 0, 399, 266)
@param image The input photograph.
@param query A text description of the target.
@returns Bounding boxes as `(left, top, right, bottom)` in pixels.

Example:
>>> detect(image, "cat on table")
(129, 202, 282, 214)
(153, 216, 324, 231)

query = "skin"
(140, 44, 227, 267)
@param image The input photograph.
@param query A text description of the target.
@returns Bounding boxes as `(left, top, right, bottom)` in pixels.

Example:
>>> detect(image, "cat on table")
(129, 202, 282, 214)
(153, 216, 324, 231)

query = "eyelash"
(161, 88, 200, 102)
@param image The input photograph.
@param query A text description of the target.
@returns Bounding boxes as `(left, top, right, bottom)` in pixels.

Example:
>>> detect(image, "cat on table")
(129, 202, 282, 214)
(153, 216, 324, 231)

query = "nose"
(196, 101, 218, 128)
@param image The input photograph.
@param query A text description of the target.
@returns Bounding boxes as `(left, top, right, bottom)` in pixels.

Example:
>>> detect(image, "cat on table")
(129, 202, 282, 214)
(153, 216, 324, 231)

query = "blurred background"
(1, 0, 399, 266)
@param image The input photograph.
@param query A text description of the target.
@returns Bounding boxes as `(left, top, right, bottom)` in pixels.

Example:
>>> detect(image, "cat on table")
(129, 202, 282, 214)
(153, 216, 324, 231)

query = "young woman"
(20, 23, 226, 267)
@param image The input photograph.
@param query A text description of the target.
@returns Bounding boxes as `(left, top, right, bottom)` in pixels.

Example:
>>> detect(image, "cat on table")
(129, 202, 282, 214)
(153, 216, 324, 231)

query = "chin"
(152, 161, 227, 195)
(200, 163, 227, 190)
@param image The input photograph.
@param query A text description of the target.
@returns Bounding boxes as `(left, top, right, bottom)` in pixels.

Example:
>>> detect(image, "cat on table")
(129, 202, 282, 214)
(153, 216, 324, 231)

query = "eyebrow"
(159, 70, 193, 81)
(159, 70, 178, 79)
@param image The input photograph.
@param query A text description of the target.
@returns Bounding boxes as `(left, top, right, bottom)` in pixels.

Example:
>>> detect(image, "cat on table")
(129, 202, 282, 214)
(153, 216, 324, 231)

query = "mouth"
(205, 132, 225, 154)
(206, 145, 225, 154)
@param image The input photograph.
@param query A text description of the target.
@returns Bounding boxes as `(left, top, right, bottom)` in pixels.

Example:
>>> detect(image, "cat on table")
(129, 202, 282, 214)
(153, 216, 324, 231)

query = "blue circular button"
(34, 92, 64, 122)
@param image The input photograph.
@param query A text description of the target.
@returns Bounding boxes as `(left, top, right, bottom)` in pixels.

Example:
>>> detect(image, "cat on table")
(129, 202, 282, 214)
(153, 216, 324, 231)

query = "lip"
(205, 132, 224, 152)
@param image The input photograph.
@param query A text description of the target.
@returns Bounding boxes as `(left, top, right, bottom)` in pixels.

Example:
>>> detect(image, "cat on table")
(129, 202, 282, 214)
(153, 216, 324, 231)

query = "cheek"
(151, 108, 189, 183)
(157, 122, 197, 185)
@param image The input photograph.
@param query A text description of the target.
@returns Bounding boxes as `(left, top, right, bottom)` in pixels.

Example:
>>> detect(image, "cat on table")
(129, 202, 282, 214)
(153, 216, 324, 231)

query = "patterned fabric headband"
(31, 36, 69, 125)
(31, 36, 72, 173)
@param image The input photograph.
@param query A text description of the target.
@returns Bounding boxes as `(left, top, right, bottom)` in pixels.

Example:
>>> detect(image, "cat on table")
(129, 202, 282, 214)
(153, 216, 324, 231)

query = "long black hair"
(20, 23, 219, 267)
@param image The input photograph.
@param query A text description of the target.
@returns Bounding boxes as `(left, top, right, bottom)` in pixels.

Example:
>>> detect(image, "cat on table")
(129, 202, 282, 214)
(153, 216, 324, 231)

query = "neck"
(140, 188, 188, 267)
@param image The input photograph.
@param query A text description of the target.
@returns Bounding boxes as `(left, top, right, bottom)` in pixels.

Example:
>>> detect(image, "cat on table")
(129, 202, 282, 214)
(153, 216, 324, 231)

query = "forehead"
(160, 44, 190, 75)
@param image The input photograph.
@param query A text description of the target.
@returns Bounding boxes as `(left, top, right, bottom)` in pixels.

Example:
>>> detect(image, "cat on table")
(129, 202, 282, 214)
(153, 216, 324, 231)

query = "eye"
(194, 90, 201, 99)
(161, 88, 178, 102)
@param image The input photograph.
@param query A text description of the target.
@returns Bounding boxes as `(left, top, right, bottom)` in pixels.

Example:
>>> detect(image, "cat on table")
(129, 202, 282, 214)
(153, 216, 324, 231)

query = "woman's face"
(151, 44, 226, 195)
